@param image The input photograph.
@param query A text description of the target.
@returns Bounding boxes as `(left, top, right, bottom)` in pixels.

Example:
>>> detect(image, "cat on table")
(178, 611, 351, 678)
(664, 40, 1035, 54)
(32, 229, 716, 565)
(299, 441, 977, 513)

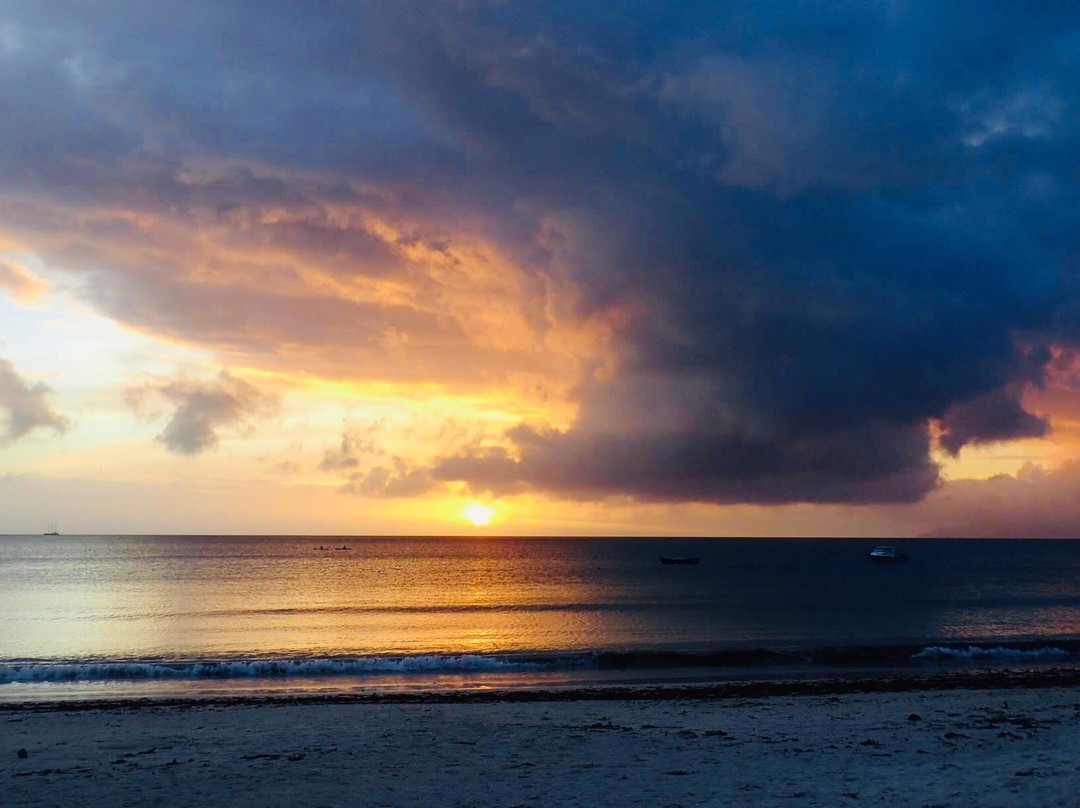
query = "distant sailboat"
(43, 523, 60, 536)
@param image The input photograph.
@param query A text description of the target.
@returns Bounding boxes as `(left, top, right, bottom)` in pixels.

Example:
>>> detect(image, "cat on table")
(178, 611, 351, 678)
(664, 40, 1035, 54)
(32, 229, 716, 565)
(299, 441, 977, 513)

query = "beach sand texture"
(4, 686, 1080, 807)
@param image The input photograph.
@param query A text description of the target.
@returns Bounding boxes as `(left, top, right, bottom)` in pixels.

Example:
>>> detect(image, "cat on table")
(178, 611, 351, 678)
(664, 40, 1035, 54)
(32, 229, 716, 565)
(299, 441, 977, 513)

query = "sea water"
(2, 535, 1079, 701)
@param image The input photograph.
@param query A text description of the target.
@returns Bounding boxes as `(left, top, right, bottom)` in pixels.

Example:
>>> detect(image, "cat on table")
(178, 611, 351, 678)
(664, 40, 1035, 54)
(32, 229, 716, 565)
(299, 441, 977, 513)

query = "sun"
(462, 502, 496, 526)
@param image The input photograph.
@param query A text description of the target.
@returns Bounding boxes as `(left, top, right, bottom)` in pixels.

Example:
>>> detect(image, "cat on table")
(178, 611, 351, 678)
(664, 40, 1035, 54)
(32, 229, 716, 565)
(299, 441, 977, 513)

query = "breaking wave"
(912, 645, 1069, 662)
(2, 643, 1077, 686)
(0, 655, 559, 684)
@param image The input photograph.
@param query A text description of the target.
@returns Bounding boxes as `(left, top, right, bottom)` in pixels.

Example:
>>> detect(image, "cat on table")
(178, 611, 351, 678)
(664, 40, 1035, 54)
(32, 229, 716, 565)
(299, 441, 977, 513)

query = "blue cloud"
(5, 1, 1080, 501)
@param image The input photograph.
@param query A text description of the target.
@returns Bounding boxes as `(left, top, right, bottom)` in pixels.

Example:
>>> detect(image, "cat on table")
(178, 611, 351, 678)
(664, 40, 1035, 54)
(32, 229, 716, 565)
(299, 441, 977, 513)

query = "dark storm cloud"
(0, 359, 68, 444)
(398, 1, 1080, 502)
(939, 387, 1049, 456)
(434, 420, 939, 504)
(5, 1, 1080, 502)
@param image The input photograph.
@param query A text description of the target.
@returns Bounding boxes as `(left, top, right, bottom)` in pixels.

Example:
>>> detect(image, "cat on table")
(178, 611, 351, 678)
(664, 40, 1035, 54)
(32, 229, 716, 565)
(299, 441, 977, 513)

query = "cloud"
(938, 385, 1049, 456)
(6, 2, 1080, 504)
(132, 370, 279, 455)
(914, 461, 1080, 538)
(320, 420, 384, 471)
(0, 260, 49, 303)
(433, 419, 939, 505)
(342, 458, 437, 498)
(0, 358, 68, 444)
(319, 419, 444, 497)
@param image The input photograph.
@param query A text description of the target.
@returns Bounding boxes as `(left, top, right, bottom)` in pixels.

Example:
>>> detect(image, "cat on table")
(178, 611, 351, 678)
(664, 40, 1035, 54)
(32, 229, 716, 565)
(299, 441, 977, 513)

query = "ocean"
(2, 535, 1080, 702)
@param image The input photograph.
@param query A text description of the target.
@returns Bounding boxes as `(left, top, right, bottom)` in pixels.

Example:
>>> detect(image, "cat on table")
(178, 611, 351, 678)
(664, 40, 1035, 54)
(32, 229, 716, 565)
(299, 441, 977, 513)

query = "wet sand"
(4, 674, 1080, 807)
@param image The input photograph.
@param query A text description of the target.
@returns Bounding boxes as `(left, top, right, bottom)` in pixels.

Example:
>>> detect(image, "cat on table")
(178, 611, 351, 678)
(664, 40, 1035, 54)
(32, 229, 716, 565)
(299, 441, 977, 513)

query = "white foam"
(0, 655, 551, 683)
(912, 645, 1068, 661)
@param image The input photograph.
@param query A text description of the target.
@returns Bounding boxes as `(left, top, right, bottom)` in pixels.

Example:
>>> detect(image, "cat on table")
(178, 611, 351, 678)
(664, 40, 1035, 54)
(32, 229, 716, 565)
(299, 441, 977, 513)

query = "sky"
(3, 1, 1080, 536)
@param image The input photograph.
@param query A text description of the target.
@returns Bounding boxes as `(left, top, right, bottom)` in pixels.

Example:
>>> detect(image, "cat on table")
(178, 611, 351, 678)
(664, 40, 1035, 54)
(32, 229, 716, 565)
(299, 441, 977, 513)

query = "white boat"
(869, 545, 907, 563)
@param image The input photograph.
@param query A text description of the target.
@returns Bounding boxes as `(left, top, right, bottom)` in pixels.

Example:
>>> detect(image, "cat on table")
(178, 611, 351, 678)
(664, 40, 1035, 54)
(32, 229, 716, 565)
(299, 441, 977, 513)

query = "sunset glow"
(463, 503, 496, 527)
(1, 2, 1080, 538)
(7, 8, 1080, 808)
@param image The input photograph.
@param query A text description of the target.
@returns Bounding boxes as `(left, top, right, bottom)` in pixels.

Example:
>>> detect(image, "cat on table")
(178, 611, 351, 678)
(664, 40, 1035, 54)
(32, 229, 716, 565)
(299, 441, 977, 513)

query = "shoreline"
(5, 665, 1080, 712)
(6, 678, 1080, 807)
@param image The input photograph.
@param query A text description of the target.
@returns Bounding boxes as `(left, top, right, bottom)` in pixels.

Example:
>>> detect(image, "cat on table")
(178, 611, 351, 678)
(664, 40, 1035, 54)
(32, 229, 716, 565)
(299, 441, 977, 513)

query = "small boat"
(43, 531, 60, 536)
(659, 556, 700, 565)
(869, 545, 907, 563)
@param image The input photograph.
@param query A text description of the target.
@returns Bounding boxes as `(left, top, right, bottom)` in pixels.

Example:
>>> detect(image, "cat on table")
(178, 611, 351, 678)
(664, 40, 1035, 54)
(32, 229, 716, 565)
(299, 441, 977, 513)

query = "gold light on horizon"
(462, 502, 496, 526)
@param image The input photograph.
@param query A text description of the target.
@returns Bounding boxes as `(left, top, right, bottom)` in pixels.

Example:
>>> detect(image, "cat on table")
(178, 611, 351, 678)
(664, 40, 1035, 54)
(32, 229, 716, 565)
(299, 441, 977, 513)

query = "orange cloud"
(0, 161, 608, 410)
(0, 259, 50, 303)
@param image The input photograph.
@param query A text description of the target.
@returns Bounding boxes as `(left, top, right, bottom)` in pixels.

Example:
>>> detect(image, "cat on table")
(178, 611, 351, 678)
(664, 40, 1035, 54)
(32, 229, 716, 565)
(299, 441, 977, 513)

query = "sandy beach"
(4, 680, 1080, 807)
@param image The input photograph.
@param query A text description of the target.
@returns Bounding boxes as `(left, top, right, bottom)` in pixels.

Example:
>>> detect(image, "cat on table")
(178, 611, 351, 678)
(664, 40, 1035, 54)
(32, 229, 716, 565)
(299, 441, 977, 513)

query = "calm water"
(2, 536, 1080, 700)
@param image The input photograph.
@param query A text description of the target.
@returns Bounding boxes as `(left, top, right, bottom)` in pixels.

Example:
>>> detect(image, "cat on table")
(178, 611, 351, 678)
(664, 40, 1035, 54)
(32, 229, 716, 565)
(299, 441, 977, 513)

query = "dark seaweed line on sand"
(4, 668, 1080, 713)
